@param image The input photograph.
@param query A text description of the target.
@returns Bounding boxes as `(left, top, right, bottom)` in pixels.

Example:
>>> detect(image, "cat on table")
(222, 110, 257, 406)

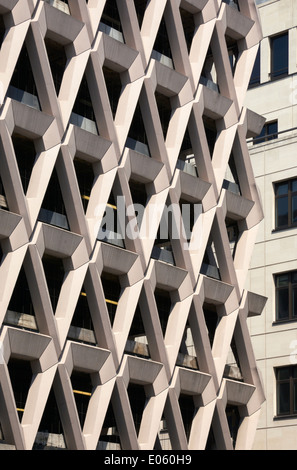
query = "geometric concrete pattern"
(0, 0, 266, 450)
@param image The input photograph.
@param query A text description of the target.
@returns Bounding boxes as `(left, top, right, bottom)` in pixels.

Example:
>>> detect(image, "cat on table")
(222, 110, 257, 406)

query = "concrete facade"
(0, 0, 264, 450)
(246, 0, 297, 451)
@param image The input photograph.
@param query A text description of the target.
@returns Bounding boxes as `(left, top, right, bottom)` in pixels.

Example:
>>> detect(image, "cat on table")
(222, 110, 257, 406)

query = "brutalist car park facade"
(0, 0, 266, 450)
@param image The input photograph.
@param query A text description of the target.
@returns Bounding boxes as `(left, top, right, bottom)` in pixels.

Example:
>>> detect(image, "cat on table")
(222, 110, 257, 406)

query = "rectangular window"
(276, 366, 297, 416)
(271, 32, 288, 80)
(275, 178, 297, 230)
(275, 271, 297, 321)
(253, 121, 278, 145)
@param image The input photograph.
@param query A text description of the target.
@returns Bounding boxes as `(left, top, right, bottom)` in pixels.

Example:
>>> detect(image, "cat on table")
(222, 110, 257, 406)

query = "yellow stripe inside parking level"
(82, 196, 117, 211)
(107, 203, 117, 210)
(105, 299, 118, 305)
(81, 292, 118, 305)
(73, 390, 91, 397)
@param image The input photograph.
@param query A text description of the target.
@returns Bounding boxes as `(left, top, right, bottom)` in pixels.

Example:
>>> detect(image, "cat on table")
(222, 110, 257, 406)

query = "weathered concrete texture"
(0, 0, 265, 450)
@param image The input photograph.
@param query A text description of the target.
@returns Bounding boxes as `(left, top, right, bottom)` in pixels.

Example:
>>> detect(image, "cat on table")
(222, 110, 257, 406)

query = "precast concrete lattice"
(0, 0, 266, 450)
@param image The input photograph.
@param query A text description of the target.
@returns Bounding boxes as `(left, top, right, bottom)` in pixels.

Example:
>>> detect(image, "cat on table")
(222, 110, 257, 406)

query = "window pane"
(278, 382, 290, 414)
(276, 288, 289, 319)
(254, 126, 266, 144)
(294, 382, 297, 413)
(271, 33, 288, 78)
(276, 274, 289, 287)
(276, 196, 289, 227)
(250, 49, 260, 85)
(277, 367, 291, 380)
(294, 286, 297, 318)
(276, 183, 288, 196)
(267, 121, 278, 140)
(292, 180, 297, 193)
(292, 195, 297, 224)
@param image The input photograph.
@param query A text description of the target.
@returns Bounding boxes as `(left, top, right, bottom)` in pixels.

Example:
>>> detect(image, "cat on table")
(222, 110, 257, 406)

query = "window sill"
(272, 318, 297, 326)
(270, 73, 289, 82)
(274, 414, 297, 421)
(252, 137, 278, 146)
(248, 71, 292, 89)
(272, 225, 297, 234)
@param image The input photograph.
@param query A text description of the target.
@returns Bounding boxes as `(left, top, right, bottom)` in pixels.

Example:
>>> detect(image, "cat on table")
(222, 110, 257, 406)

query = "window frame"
(253, 119, 278, 145)
(274, 177, 297, 230)
(276, 365, 297, 417)
(253, 120, 278, 145)
(274, 270, 297, 322)
(270, 31, 289, 81)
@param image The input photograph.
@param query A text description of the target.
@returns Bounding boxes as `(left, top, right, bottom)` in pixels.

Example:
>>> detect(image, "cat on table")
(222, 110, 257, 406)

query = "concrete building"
(0, 0, 265, 450)
(246, 0, 297, 451)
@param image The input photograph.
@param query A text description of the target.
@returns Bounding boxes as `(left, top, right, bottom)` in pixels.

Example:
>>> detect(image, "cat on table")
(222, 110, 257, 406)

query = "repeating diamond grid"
(0, 0, 266, 450)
